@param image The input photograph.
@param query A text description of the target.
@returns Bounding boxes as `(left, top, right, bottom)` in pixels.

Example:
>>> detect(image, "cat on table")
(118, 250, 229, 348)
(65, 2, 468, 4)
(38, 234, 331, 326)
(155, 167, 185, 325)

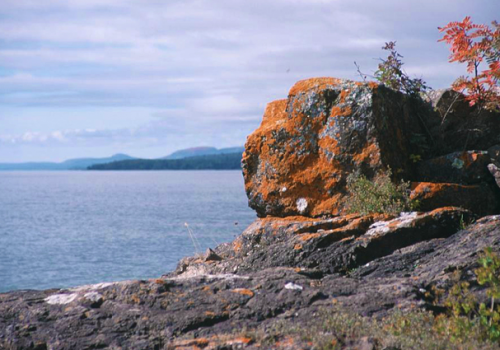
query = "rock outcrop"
(2, 78, 500, 349)
(2, 212, 500, 349)
(243, 78, 500, 218)
(242, 78, 431, 218)
(425, 89, 500, 155)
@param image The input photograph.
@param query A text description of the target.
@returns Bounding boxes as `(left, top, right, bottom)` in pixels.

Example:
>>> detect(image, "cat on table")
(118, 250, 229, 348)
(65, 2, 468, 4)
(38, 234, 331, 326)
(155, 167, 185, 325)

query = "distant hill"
(163, 146, 245, 159)
(89, 152, 242, 170)
(0, 154, 135, 171)
(0, 146, 246, 171)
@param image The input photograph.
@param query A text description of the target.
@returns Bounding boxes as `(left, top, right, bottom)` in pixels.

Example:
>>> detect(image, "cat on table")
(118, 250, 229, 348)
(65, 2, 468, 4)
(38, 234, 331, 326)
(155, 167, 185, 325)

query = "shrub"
(375, 41, 429, 97)
(345, 169, 417, 215)
(439, 17, 500, 111)
(436, 248, 500, 343)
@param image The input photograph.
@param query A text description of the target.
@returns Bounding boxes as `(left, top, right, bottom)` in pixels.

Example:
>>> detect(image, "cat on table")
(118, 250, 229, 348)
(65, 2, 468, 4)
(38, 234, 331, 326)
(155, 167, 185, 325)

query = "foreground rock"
(2, 210, 500, 349)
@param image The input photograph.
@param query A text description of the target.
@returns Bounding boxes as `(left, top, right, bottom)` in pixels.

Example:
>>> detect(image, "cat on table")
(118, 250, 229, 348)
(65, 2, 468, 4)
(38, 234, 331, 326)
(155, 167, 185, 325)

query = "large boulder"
(242, 78, 429, 218)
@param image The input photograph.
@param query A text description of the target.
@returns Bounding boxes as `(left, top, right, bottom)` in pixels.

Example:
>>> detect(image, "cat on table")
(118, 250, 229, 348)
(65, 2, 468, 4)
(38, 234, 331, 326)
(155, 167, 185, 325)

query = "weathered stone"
(425, 89, 500, 156)
(415, 151, 491, 185)
(410, 182, 500, 216)
(489, 163, 500, 189)
(3, 211, 500, 349)
(243, 77, 429, 218)
(171, 207, 472, 276)
(426, 89, 470, 125)
(81, 291, 104, 308)
(204, 248, 222, 262)
(489, 144, 500, 165)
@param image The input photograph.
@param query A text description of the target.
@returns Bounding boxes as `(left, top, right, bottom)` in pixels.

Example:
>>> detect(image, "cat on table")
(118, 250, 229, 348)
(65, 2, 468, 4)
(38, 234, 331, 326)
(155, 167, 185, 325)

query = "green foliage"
(235, 307, 499, 350)
(345, 169, 418, 215)
(476, 248, 500, 341)
(438, 248, 500, 343)
(375, 41, 429, 97)
(410, 154, 422, 163)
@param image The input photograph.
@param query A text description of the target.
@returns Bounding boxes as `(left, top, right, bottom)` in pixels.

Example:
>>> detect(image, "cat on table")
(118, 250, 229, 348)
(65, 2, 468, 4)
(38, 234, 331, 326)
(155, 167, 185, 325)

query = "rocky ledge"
(1, 78, 500, 349)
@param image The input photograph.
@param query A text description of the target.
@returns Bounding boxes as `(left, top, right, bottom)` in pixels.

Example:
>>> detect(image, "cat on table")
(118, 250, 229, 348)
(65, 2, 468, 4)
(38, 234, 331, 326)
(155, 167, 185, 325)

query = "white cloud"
(0, 0, 498, 161)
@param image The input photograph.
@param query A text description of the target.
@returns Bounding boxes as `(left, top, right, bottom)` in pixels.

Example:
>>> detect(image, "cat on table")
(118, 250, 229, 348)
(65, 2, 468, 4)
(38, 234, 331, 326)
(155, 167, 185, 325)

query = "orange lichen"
(430, 206, 463, 214)
(204, 311, 216, 317)
(259, 216, 323, 223)
(294, 243, 303, 250)
(171, 338, 209, 350)
(230, 289, 254, 297)
(172, 336, 253, 350)
(313, 193, 344, 216)
(243, 77, 392, 217)
(298, 215, 375, 242)
(275, 336, 295, 347)
(299, 233, 321, 242)
(130, 294, 141, 304)
(411, 182, 476, 201)
(226, 337, 252, 345)
(330, 105, 352, 118)
(233, 238, 243, 253)
(288, 77, 343, 96)
(352, 142, 381, 167)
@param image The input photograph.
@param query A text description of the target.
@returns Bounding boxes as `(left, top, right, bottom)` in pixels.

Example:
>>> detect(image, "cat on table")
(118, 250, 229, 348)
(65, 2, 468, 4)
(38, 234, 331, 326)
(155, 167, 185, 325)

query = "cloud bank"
(0, 0, 498, 161)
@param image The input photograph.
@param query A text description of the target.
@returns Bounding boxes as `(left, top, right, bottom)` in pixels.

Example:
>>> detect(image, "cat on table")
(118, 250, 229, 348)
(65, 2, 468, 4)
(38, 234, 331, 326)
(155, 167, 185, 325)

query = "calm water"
(0, 171, 256, 293)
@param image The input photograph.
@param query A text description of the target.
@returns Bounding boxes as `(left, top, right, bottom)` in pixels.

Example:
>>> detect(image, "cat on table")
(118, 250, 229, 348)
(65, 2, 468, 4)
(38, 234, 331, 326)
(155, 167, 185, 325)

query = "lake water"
(0, 171, 256, 293)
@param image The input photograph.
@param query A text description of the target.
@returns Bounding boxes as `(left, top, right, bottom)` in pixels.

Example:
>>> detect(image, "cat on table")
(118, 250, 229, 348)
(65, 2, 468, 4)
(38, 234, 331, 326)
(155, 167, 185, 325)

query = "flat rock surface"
(2, 210, 500, 349)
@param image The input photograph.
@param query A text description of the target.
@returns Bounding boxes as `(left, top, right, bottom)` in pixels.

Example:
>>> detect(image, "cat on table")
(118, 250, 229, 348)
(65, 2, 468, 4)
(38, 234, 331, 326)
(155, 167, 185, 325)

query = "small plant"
(437, 248, 500, 343)
(375, 41, 429, 97)
(409, 154, 422, 163)
(459, 214, 467, 230)
(439, 17, 500, 111)
(476, 248, 500, 340)
(345, 169, 418, 215)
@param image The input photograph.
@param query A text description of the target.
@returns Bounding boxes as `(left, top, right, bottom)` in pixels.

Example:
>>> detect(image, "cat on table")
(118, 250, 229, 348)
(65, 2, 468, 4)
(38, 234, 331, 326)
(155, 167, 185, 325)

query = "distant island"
(0, 146, 245, 171)
(163, 146, 244, 160)
(88, 152, 243, 170)
(0, 154, 135, 171)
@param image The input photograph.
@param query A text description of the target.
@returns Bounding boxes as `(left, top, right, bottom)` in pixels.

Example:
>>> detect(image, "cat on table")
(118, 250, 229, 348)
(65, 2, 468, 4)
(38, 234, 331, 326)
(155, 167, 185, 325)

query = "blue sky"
(0, 0, 498, 162)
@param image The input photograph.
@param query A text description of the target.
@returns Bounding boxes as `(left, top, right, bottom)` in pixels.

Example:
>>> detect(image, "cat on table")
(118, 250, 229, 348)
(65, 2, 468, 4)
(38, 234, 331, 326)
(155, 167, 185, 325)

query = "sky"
(0, 0, 498, 162)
